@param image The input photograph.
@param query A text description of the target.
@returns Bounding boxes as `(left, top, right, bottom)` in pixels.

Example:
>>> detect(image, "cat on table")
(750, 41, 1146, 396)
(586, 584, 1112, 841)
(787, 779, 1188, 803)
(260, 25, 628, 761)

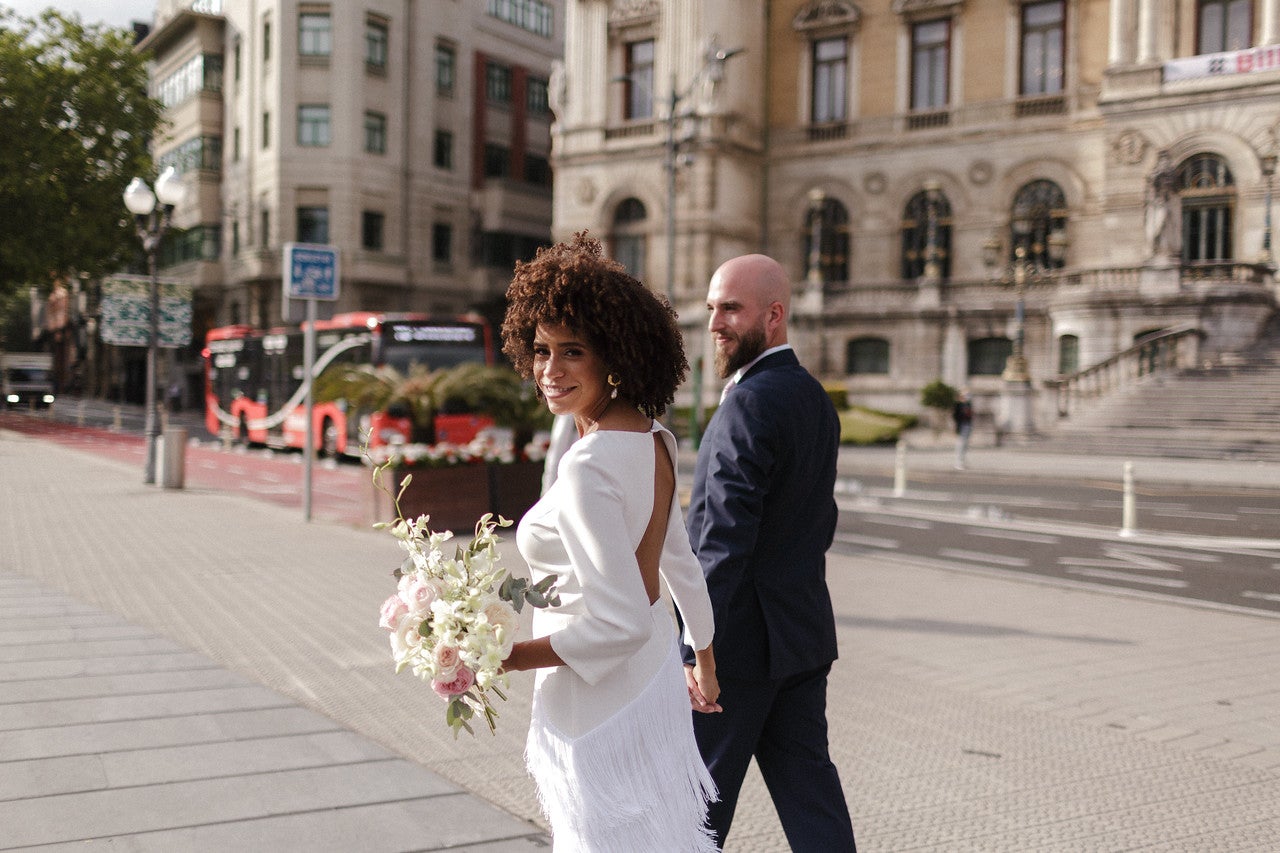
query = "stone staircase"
(1030, 319, 1280, 462)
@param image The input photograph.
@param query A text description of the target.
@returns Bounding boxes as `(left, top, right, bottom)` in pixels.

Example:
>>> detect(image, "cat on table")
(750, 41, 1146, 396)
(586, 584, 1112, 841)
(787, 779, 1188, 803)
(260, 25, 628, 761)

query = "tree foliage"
(0, 8, 163, 298)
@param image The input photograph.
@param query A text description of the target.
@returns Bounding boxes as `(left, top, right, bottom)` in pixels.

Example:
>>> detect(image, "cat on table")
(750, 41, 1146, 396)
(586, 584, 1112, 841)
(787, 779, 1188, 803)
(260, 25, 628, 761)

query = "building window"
(625, 39, 655, 120)
(968, 338, 1013, 376)
(156, 135, 223, 176)
(611, 197, 647, 279)
(231, 220, 240, 255)
(234, 39, 241, 82)
(365, 111, 387, 154)
(1021, 2, 1064, 96)
(1058, 334, 1079, 374)
(436, 42, 456, 96)
(901, 188, 952, 280)
(486, 62, 513, 104)
(263, 18, 271, 63)
(1198, 0, 1252, 54)
(260, 209, 270, 247)
(1009, 180, 1067, 269)
(483, 143, 511, 178)
(366, 18, 388, 70)
(434, 130, 454, 169)
(154, 53, 223, 107)
(362, 211, 385, 251)
(261, 111, 270, 149)
(487, 0, 554, 38)
(1178, 153, 1235, 262)
(528, 76, 550, 117)
(432, 222, 453, 264)
(910, 18, 950, 111)
(298, 104, 331, 146)
(846, 338, 890, 375)
(802, 196, 850, 283)
(297, 206, 329, 244)
(525, 152, 552, 188)
(233, 127, 241, 161)
(299, 12, 331, 56)
(812, 37, 847, 124)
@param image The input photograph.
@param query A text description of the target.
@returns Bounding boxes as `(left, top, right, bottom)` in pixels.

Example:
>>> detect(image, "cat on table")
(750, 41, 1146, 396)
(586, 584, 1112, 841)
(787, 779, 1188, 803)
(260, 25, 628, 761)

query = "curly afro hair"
(501, 232, 688, 419)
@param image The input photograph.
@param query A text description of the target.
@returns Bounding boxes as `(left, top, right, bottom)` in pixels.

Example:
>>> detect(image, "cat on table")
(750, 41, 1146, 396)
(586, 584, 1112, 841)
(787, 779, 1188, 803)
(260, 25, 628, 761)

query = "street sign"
(99, 276, 193, 348)
(283, 243, 339, 301)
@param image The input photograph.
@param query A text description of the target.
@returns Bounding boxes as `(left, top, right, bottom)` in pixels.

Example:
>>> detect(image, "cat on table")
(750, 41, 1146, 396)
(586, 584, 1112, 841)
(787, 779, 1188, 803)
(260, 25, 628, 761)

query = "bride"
(500, 234, 721, 852)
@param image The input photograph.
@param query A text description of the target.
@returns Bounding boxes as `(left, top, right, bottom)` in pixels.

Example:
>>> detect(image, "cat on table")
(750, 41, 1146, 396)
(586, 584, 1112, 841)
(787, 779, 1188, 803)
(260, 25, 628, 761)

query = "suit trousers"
(693, 663, 856, 852)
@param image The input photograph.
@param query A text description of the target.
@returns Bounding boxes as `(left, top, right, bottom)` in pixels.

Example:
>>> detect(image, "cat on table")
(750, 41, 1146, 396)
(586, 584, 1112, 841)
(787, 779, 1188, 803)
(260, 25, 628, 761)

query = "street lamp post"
(123, 166, 185, 485)
(1261, 152, 1277, 267)
(983, 226, 1067, 436)
(618, 41, 741, 305)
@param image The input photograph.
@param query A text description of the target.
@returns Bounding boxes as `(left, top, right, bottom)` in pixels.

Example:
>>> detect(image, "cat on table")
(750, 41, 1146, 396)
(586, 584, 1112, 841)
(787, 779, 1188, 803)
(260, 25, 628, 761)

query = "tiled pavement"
(2, 423, 1280, 850)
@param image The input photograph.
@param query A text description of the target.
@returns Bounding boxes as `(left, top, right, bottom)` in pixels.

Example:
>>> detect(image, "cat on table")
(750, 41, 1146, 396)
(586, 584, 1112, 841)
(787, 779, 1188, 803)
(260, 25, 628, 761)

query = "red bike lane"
(0, 411, 375, 529)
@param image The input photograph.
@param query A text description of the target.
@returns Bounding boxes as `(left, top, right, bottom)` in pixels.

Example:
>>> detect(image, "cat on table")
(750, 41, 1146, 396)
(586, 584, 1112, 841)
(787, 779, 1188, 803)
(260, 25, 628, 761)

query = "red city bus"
(202, 312, 494, 456)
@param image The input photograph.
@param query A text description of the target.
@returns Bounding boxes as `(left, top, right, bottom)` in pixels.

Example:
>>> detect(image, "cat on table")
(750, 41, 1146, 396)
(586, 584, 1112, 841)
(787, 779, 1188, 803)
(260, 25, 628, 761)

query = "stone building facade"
(551, 0, 1280, 424)
(137, 0, 562, 370)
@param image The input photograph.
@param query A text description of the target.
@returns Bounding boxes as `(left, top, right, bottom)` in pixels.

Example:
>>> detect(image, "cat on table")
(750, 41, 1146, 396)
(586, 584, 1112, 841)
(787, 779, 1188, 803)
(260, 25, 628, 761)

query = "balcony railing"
(1042, 324, 1205, 419)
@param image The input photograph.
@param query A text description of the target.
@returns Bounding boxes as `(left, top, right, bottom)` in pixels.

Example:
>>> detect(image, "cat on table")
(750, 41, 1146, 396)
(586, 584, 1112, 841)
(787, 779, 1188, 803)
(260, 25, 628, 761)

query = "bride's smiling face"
(532, 323, 608, 418)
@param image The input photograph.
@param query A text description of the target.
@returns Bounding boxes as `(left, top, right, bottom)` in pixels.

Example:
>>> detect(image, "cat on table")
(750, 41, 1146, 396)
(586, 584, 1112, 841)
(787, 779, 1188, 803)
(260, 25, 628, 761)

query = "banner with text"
(99, 275, 193, 348)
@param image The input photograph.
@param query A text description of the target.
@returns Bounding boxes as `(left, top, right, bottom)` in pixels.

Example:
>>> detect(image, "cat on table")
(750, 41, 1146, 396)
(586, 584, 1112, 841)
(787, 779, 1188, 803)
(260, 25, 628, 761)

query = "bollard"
(1119, 460, 1136, 537)
(221, 424, 233, 451)
(893, 440, 907, 497)
(77, 400, 86, 427)
(159, 426, 188, 489)
(112, 405, 122, 432)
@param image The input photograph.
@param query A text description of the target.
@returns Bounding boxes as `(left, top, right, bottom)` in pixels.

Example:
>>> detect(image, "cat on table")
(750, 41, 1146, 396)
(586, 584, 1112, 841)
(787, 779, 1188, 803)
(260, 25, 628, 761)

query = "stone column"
(1263, 0, 1280, 45)
(1136, 0, 1160, 64)
(1108, 0, 1136, 65)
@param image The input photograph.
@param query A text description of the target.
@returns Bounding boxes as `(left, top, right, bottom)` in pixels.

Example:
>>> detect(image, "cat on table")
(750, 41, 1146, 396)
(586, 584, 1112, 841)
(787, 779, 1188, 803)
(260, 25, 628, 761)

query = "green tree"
(0, 8, 163, 299)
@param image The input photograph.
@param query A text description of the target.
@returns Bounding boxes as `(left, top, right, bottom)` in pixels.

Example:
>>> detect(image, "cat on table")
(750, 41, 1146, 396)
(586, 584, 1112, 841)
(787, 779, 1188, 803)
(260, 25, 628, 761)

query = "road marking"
(1058, 545, 1216, 573)
(939, 548, 1030, 568)
(1065, 568, 1189, 588)
(1149, 509, 1239, 522)
(1242, 591, 1280, 603)
(965, 528, 1059, 544)
(835, 533, 899, 550)
(871, 516, 933, 530)
(1239, 507, 1280, 516)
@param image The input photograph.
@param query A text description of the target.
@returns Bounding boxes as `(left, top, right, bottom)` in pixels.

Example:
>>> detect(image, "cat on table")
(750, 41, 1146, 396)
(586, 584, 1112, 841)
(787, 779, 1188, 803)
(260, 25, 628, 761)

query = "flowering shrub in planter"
(368, 430, 550, 533)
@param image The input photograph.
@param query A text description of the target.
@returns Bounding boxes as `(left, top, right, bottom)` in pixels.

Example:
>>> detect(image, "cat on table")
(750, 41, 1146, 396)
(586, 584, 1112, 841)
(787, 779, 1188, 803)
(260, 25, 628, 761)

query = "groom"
(683, 253, 856, 851)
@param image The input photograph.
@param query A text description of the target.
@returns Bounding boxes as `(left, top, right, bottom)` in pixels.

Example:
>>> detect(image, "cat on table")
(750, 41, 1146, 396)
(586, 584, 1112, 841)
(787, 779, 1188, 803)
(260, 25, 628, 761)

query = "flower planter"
(373, 460, 545, 534)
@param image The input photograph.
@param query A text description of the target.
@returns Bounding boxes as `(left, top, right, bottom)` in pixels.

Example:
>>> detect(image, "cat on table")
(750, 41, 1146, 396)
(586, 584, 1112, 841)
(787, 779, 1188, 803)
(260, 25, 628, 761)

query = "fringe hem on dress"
(525, 643, 718, 853)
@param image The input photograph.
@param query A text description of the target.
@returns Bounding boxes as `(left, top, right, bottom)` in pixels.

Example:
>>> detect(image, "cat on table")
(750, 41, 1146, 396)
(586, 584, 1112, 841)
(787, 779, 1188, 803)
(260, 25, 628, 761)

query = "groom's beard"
(714, 323, 767, 379)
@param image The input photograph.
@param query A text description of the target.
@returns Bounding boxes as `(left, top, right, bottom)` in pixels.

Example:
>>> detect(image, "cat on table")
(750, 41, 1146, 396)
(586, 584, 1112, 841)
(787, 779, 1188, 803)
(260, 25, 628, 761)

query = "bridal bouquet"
(374, 464, 559, 736)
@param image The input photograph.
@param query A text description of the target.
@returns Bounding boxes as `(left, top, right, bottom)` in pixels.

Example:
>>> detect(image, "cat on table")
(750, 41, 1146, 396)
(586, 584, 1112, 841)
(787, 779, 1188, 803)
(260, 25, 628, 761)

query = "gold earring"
(607, 373, 621, 400)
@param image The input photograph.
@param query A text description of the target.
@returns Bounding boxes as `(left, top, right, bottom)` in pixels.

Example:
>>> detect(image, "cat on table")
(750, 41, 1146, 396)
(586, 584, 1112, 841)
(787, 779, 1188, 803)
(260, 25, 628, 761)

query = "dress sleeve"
(548, 440, 655, 686)
(657, 431, 715, 653)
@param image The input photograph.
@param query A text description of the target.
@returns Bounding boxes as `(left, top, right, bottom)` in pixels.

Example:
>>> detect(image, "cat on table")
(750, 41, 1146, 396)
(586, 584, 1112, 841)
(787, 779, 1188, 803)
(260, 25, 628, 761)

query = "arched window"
(611, 197, 647, 279)
(845, 337, 889, 374)
(802, 197, 850, 284)
(968, 337, 1012, 376)
(1057, 334, 1079, 374)
(901, 188, 952, 280)
(1177, 154, 1234, 262)
(1010, 179, 1067, 269)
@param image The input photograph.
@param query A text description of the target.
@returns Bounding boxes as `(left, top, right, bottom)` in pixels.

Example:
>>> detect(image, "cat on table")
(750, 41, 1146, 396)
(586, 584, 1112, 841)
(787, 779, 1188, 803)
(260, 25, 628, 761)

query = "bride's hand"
(685, 647, 721, 713)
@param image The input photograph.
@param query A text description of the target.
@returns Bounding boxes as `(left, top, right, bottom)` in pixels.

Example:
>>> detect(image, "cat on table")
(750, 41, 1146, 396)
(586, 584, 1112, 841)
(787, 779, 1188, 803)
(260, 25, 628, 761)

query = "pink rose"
(399, 577, 440, 617)
(432, 665, 475, 699)
(379, 594, 408, 631)
(434, 643, 461, 679)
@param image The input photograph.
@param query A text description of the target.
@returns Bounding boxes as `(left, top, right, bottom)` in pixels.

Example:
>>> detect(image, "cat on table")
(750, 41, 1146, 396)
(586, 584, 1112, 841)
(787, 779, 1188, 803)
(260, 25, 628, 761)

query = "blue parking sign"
(283, 243, 340, 301)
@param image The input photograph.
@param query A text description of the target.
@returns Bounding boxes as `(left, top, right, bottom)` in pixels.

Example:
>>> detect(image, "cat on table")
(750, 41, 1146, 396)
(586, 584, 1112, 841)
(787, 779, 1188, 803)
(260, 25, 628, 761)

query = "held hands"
(685, 645, 721, 714)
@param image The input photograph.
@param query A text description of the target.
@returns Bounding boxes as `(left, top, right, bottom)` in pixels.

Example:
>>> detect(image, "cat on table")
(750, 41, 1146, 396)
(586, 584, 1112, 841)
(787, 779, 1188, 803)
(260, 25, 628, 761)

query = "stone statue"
(1144, 149, 1180, 259)
(548, 59, 567, 119)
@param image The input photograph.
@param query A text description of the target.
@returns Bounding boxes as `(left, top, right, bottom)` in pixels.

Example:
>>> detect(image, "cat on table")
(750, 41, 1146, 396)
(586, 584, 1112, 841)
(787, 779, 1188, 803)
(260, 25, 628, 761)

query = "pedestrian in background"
(684, 253, 857, 851)
(953, 388, 974, 469)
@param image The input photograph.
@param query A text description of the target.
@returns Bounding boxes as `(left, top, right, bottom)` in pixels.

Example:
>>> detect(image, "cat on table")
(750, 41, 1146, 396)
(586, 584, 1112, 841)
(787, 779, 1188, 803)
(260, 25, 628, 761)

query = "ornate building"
(552, 0, 1280, 425)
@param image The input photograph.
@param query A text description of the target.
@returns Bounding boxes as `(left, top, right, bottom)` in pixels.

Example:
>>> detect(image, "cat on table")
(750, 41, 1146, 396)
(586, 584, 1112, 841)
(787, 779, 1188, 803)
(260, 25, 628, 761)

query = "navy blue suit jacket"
(684, 349, 840, 680)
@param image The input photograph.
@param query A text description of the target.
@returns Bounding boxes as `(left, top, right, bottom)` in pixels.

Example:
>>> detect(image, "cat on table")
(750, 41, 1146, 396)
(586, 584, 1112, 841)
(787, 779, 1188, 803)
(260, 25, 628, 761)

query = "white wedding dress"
(517, 421, 717, 852)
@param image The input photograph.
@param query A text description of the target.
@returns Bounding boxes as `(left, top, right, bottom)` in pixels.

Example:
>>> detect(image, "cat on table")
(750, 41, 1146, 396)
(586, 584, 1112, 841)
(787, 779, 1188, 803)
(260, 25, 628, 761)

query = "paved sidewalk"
(3, 425, 1280, 850)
